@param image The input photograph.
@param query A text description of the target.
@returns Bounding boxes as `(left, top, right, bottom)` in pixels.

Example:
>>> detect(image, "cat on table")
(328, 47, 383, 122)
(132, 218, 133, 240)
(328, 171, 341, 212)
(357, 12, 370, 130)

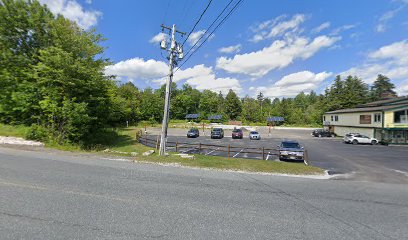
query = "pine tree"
(370, 74, 397, 100)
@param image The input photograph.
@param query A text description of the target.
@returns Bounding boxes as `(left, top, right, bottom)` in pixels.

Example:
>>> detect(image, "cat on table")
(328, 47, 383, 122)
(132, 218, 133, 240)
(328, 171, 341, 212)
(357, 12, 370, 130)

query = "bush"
(26, 124, 49, 141)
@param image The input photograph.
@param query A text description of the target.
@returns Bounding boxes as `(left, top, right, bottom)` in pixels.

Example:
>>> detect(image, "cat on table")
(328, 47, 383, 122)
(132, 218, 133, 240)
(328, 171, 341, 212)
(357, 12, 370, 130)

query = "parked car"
(232, 128, 243, 139)
(277, 140, 305, 162)
(249, 131, 261, 140)
(211, 128, 224, 139)
(344, 134, 378, 145)
(311, 129, 334, 137)
(187, 128, 199, 138)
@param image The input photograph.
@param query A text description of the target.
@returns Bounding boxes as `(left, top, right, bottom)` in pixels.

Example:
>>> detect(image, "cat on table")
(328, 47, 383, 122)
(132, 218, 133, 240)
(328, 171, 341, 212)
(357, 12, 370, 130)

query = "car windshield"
(281, 142, 301, 149)
(212, 129, 222, 132)
(232, 129, 241, 132)
(250, 131, 258, 134)
(189, 129, 197, 132)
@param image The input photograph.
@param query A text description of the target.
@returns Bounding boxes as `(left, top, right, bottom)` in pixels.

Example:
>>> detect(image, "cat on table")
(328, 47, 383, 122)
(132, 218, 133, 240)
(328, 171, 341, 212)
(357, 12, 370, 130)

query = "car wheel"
(352, 140, 358, 145)
(371, 140, 377, 145)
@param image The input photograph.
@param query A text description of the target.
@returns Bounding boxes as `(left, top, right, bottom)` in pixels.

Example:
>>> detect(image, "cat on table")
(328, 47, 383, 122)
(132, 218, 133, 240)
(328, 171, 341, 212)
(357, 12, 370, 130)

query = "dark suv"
(277, 140, 305, 162)
(311, 129, 334, 137)
(187, 128, 199, 138)
(211, 128, 224, 139)
(232, 128, 243, 139)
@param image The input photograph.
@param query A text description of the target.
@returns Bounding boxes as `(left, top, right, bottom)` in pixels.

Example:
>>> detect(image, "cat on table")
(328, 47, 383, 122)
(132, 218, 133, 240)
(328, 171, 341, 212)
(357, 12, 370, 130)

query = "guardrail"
(138, 135, 308, 162)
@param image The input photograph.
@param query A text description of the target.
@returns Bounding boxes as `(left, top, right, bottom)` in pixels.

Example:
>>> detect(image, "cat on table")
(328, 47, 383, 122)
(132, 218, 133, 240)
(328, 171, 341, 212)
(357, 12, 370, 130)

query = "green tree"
(370, 74, 397, 100)
(224, 89, 242, 120)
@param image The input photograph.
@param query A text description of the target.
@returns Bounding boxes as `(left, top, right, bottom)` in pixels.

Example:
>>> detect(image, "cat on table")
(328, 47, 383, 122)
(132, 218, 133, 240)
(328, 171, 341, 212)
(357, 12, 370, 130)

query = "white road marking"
(205, 148, 219, 155)
(233, 149, 244, 158)
(392, 169, 408, 177)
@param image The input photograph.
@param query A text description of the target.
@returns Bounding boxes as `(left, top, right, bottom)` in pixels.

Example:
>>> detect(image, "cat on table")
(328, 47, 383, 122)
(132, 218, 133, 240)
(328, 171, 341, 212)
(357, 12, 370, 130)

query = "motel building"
(323, 96, 408, 144)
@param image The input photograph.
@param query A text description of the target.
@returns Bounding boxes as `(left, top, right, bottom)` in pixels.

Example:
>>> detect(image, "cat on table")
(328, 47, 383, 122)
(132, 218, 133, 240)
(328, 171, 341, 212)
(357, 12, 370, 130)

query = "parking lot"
(143, 127, 408, 184)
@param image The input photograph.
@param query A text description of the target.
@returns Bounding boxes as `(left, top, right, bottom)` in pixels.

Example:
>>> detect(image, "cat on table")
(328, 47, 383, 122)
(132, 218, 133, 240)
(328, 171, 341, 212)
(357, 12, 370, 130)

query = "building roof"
(326, 103, 408, 114)
(356, 96, 408, 108)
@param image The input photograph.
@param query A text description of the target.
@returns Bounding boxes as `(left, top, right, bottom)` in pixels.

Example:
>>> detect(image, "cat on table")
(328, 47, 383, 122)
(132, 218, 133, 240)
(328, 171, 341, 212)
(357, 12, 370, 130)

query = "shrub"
(26, 124, 49, 142)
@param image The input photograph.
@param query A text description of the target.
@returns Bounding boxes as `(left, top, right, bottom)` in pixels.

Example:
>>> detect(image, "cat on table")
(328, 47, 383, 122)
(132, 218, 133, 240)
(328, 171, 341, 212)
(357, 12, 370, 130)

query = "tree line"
(0, 0, 398, 147)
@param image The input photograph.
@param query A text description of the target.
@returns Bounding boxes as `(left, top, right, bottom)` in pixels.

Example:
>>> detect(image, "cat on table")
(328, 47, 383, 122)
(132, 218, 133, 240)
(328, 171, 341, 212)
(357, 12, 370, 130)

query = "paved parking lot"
(143, 127, 408, 184)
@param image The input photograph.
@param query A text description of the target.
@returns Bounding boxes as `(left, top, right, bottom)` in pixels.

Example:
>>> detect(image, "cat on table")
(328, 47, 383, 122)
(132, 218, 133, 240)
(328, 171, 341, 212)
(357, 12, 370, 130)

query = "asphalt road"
(144, 127, 408, 184)
(1, 146, 408, 239)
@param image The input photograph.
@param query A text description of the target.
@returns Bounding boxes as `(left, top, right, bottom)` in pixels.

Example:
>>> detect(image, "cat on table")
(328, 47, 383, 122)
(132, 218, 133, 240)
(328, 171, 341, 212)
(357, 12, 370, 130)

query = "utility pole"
(159, 24, 185, 156)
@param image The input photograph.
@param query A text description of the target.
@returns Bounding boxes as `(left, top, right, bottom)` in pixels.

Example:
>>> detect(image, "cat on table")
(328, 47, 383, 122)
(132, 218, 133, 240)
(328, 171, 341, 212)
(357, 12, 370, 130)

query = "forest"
(0, 0, 398, 147)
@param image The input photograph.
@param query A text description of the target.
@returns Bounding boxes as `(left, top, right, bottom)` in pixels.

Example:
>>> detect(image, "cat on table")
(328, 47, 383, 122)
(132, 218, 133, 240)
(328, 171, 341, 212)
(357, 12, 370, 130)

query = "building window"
(360, 115, 371, 124)
(331, 116, 333, 121)
(374, 113, 381, 123)
(394, 110, 408, 123)
(323, 116, 326, 121)
(334, 115, 339, 121)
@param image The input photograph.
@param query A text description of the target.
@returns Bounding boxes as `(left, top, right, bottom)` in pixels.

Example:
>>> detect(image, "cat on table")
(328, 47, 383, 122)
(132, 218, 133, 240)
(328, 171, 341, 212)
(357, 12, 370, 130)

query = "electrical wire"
(181, 0, 234, 63)
(176, 0, 244, 72)
(181, 0, 213, 47)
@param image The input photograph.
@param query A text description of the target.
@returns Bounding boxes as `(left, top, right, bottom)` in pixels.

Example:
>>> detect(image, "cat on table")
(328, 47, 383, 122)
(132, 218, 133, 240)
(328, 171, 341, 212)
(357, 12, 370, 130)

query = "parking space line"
(233, 148, 245, 158)
(205, 148, 219, 155)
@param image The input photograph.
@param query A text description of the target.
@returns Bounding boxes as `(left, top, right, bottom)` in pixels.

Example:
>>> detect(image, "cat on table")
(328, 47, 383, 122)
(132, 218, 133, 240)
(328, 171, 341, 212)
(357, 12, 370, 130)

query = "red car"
(232, 129, 243, 139)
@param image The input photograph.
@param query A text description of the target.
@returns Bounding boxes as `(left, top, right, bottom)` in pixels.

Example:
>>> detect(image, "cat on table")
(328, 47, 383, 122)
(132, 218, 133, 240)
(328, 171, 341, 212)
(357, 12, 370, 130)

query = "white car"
(249, 131, 261, 140)
(344, 134, 378, 145)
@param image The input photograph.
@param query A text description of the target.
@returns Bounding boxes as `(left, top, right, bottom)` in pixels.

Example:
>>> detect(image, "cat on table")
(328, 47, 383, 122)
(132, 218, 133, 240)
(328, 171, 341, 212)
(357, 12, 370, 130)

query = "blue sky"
(39, 0, 408, 98)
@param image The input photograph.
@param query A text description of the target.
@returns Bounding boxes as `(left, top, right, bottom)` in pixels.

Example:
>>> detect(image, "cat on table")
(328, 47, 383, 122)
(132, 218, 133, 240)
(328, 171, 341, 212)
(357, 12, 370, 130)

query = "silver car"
(249, 131, 261, 140)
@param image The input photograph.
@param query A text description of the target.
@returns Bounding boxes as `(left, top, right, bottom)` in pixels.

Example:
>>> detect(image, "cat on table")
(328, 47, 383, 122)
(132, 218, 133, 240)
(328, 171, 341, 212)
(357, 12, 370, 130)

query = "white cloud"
(330, 24, 356, 35)
(275, 71, 333, 86)
(149, 32, 167, 44)
(154, 64, 242, 94)
(312, 22, 331, 33)
(216, 35, 340, 78)
(376, 6, 404, 33)
(218, 44, 241, 54)
(398, 81, 408, 95)
(39, 0, 101, 30)
(255, 71, 332, 98)
(187, 30, 206, 46)
(105, 58, 168, 80)
(341, 40, 408, 86)
(250, 14, 306, 42)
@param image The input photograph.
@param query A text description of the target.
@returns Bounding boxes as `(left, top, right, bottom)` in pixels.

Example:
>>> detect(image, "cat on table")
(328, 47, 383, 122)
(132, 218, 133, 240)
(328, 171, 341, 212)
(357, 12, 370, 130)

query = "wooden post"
(199, 143, 202, 151)
(156, 135, 160, 150)
(176, 141, 178, 152)
(228, 145, 230, 158)
(262, 147, 265, 160)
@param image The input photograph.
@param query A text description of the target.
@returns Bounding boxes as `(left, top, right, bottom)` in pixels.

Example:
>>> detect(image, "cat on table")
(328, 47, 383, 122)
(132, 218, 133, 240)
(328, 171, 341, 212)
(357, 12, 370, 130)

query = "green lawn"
(0, 124, 324, 175)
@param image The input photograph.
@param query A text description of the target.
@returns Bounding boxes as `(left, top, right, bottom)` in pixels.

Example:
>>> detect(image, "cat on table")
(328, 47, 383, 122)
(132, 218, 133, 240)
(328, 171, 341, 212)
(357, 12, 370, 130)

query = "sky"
(38, 0, 408, 98)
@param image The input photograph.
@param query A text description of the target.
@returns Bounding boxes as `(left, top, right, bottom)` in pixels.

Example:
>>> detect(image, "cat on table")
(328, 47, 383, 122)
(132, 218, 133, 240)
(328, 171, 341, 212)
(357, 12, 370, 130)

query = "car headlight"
(280, 151, 289, 155)
(295, 152, 304, 156)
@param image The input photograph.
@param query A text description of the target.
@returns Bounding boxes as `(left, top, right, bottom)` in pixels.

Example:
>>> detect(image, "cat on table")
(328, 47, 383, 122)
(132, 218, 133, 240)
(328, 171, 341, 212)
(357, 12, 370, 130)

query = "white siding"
(323, 111, 382, 128)
(334, 126, 374, 138)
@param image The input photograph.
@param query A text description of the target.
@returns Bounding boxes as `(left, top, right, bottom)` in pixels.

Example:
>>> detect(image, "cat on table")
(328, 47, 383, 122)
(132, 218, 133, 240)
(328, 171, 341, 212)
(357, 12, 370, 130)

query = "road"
(143, 127, 408, 184)
(1, 146, 408, 239)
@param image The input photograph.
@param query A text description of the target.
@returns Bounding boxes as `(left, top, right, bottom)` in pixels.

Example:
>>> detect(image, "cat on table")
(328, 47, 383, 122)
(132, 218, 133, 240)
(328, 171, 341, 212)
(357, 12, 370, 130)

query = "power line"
(181, 0, 235, 63)
(181, 0, 213, 47)
(176, 0, 244, 72)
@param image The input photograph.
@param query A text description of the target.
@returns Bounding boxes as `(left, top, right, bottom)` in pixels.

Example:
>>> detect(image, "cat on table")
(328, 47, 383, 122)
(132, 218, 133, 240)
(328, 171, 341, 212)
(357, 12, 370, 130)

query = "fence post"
(199, 143, 202, 151)
(176, 141, 178, 152)
(262, 147, 265, 160)
(156, 135, 160, 150)
(228, 145, 230, 158)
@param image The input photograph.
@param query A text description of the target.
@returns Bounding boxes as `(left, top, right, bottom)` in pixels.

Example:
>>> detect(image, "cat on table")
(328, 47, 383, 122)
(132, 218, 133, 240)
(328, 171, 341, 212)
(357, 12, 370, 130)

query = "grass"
(0, 124, 324, 175)
(0, 124, 30, 138)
